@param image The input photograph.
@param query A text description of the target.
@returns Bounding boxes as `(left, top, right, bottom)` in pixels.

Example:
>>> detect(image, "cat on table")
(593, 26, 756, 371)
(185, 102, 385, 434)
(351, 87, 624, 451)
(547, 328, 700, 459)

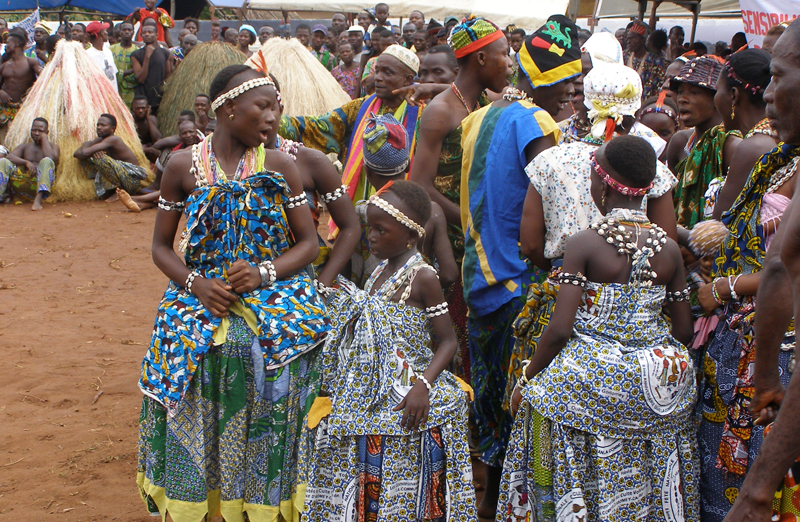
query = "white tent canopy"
(244, 0, 570, 31)
(595, 0, 739, 19)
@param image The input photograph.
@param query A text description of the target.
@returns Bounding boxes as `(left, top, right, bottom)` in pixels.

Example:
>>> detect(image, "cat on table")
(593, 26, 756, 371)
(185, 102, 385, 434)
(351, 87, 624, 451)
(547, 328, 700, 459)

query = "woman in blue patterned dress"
(136, 65, 330, 522)
(499, 136, 698, 521)
(300, 180, 476, 521)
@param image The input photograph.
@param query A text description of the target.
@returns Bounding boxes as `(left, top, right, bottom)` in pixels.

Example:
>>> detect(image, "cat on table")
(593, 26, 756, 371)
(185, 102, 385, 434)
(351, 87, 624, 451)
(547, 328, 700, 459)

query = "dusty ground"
(0, 200, 164, 521)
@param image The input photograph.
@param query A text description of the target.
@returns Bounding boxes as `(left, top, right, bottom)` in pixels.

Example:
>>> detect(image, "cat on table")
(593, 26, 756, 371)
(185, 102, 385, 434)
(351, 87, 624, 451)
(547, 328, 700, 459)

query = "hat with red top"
(86, 21, 110, 36)
(628, 19, 649, 36)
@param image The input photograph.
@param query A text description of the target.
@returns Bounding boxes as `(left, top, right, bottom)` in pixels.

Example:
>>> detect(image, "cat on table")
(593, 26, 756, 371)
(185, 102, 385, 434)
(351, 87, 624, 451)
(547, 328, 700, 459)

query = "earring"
(229, 113, 234, 120)
(407, 241, 414, 250)
(730, 105, 736, 121)
(601, 184, 607, 208)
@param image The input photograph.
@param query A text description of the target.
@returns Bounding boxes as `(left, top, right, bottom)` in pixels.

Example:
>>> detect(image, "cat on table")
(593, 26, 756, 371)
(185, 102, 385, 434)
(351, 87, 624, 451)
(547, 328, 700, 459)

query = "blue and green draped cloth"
(279, 94, 421, 236)
(139, 171, 330, 412)
(673, 124, 741, 229)
(460, 99, 559, 319)
(713, 143, 800, 279)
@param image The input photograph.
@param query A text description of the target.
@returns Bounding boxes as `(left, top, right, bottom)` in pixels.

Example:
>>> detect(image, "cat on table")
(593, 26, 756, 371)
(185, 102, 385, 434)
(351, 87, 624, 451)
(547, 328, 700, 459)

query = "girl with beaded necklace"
(136, 65, 330, 521)
(501, 135, 698, 522)
(300, 180, 476, 521)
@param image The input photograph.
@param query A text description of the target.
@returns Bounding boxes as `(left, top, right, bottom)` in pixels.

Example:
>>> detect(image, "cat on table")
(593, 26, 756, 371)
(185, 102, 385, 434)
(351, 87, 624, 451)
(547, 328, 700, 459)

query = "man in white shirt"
(85, 21, 118, 91)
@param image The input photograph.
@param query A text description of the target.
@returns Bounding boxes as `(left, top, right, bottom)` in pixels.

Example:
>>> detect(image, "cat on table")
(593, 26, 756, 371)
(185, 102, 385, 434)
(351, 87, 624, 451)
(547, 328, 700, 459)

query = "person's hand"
(191, 277, 236, 317)
(751, 380, 786, 426)
(91, 150, 106, 160)
(394, 380, 430, 431)
(227, 259, 262, 294)
(511, 383, 524, 417)
(697, 282, 721, 314)
(35, 49, 47, 61)
(145, 43, 156, 56)
(0, 90, 12, 104)
(24, 160, 35, 173)
(392, 83, 445, 106)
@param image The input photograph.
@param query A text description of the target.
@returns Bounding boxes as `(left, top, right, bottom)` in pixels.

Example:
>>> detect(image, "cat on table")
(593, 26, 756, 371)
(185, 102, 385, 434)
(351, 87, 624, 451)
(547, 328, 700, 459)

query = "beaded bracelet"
(314, 279, 334, 297)
(185, 270, 201, 294)
(418, 374, 432, 392)
(728, 275, 741, 301)
(558, 271, 588, 288)
(157, 196, 185, 212)
(666, 288, 691, 302)
(285, 193, 308, 209)
(425, 302, 449, 318)
(711, 277, 725, 305)
(258, 260, 277, 287)
(320, 185, 347, 204)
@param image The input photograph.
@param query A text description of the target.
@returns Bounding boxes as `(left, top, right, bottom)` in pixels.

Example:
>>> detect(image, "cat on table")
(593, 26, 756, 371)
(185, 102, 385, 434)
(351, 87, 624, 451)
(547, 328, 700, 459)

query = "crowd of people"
(1, 2, 800, 522)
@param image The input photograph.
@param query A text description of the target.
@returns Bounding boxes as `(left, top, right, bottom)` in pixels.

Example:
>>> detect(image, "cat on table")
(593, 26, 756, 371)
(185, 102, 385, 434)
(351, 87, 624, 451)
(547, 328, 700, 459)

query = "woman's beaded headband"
(640, 105, 678, 122)
(211, 76, 276, 112)
(368, 195, 426, 238)
(591, 151, 652, 198)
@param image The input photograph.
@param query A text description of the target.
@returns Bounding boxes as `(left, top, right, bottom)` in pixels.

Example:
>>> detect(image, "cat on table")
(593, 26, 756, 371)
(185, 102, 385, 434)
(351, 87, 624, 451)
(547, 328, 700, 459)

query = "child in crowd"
(638, 92, 680, 161)
(300, 179, 476, 520)
(501, 135, 698, 521)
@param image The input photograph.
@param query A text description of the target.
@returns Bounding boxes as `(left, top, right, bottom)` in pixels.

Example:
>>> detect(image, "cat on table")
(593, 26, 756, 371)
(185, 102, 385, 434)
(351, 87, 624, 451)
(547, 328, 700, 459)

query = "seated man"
(147, 113, 200, 190)
(73, 114, 146, 200)
(193, 93, 214, 134)
(132, 95, 162, 161)
(0, 117, 59, 210)
(118, 119, 199, 212)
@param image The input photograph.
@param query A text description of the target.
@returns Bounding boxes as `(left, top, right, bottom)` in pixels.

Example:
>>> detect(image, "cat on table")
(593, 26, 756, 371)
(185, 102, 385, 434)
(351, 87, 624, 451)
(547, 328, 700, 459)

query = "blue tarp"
(0, 1, 147, 16)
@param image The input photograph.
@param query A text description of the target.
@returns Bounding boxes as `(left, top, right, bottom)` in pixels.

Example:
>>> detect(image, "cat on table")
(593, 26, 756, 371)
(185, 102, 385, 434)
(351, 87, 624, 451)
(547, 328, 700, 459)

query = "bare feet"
(31, 192, 43, 211)
(105, 192, 120, 203)
(117, 188, 141, 213)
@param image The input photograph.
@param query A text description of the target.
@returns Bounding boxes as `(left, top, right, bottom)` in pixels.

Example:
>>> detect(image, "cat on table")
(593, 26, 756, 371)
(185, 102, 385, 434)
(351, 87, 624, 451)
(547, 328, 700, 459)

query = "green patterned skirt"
(137, 315, 320, 522)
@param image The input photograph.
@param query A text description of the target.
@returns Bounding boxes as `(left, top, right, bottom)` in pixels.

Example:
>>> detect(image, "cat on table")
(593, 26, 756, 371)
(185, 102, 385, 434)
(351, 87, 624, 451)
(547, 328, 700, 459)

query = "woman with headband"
(136, 65, 330, 521)
(502, 135, 697, 521)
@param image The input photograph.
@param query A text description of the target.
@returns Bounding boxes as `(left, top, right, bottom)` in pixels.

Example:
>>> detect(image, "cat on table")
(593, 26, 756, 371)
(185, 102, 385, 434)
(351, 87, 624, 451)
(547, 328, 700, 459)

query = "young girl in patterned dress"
(500, 135, 698, 522)
(301, 180, 477, 521)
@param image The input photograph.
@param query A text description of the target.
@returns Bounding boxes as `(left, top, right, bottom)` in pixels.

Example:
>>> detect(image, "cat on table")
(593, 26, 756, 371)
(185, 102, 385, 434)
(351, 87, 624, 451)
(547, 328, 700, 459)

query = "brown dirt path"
(0, 200, 165, 521)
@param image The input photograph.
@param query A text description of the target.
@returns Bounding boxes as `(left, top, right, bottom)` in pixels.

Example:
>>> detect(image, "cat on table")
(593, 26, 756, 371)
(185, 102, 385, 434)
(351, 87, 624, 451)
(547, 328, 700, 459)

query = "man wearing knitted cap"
(280, 44, 422, 234)
(625, 18, 667, 99)
(666, 55, 740, 229)
(458, 15, 582, 518)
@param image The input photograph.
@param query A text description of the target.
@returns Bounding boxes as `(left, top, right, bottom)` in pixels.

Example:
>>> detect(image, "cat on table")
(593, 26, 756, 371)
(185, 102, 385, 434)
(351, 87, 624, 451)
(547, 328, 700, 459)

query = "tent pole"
(170, 0, 175, 19)
(638, 0, 646, 21)
(590, 0, 604, 33)
(690, 4, 698, 42)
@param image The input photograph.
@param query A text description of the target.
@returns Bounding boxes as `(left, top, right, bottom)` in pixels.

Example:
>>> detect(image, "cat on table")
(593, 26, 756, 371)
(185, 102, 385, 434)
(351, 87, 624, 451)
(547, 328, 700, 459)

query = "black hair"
(32, 117, 49, 129)
(604, 135, 656, 188)
(724, 48, 771, 106)
(295, 24, 310, 34)
(133, 95, 149, 104)
(372, 26, 388, 37)
(640, 95, 679, 116)
(375, 3, 389, 11)
(196, 93, 210, 102)
(410, 10, 424, 17)
(183, 17, 199, 28)
(179, 109, 196, 121)
(732, 31, 748, 49)
(6, 31, 26, 46)
(386, 180, 431, 227)
(208, 64, 261, 105)
(689, 41, 707, 55)
(99, 113, 117, 128)
(268, 72, 281, 92)
(426, 45, 458, 70)
(73, 23, 86, 32)
(766, 23, 787, 37)
(45, 34, 60, 52)
(141, 18, 158, 28)
(650, 29, 668, 50)
(669, 25, 685, 37)
(241, 28, 256, 45)
(119, 20, 133, 29)
(178, 119, 196, 130)
(378, 28, 394, 40)
(510, 28, 526, 38)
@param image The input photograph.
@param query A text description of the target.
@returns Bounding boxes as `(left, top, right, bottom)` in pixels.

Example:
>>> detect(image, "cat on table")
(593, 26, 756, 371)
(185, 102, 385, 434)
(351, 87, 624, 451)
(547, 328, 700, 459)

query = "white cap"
(347, 25, 365, 35)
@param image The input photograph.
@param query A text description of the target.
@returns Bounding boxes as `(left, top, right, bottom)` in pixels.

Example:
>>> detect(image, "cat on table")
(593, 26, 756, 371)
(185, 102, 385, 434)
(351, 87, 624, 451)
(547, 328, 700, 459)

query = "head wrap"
(670, 55, 725, 92)
(239, 24, 257, 37)
(427, 18, 443, 36)
(581, 31, 623, 66)
(583, 63, 643, 140)
(34, 22, 50, 34)
(381, 44, 419, 74)
(448, 15, 503, 59)
(363, 113, 411, 176)
(628, 19, 649, 36)
(517, 15, 581, 88)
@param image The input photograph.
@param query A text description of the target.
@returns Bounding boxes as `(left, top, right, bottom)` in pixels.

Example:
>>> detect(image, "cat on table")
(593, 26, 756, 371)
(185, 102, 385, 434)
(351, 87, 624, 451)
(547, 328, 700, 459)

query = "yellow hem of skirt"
(137, 473, 307, 522)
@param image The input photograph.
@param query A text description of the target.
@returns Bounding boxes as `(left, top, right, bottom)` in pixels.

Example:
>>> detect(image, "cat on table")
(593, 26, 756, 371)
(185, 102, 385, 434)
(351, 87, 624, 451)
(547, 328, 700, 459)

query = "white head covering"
(581, 31, 623, 66)
(347, 25, 365, 35)
(583, 63, 643, 140)
(381, 44, 420, 74)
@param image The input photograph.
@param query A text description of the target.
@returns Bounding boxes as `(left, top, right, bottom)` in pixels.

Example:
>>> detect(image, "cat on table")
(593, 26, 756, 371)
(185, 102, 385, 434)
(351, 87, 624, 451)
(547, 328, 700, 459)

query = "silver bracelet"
(157, 196, 186, 212)
(258, 260, 277, 287)
(285, 193, 308, 209)
(185, 270, 201, 294)
(728, 275, 741, 301)
(425, 302, 449, 318)
(518, 359, 531, 387)
(417, 374, 432, 392)
(320, 184, 347, 204)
